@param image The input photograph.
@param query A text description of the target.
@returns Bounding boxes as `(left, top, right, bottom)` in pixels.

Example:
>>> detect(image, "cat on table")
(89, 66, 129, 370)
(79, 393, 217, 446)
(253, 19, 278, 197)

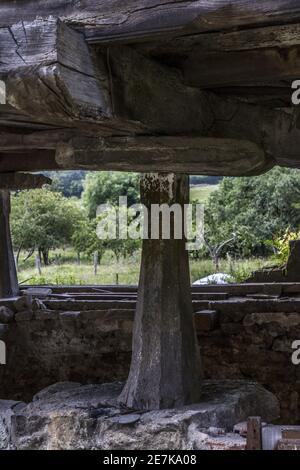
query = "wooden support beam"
(1, 1, 300, 44)
(119, 173, 202, 410)
(143, 22, 300, 56)
(0, 134, 270, 176)
(0, 30, 213, 135)
(0, 151, 59, 173)
(0, 173, 51, 191)
(0, 190, 19, 298)
(247, 417, 262, 450)
(2, 91, 300, 173)
(0, 18, 112, 128)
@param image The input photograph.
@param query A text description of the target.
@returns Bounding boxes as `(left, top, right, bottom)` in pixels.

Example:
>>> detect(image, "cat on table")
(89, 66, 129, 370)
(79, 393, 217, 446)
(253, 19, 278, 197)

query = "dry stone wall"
(0, 294, 299, 423)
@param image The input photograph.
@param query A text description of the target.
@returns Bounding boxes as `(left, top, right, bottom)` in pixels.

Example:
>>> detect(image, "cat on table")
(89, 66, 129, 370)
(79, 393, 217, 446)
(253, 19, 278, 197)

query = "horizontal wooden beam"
(1, 1, 300, 44)
(0, 173, 51, 190)
(141, 22, 300, 56)
(0, 23, 214, 135)
(139, 21, 300, 88)
(0, 150, 59, 173)
(0, 134, 270, 176)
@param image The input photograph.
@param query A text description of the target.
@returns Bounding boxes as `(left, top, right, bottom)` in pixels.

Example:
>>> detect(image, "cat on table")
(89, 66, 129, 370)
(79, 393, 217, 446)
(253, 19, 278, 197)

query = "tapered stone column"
(0, 190, 19, 298)
(119, 173, 202, 410)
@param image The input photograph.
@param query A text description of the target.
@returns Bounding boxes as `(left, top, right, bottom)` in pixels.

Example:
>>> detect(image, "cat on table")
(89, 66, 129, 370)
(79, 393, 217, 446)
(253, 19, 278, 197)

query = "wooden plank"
(1, 1, 300, 43)
(0, 173, 51, 190)
(0, 151, 59, 173)
(247, 417, 262, 450)
(142, 22, 300, 56)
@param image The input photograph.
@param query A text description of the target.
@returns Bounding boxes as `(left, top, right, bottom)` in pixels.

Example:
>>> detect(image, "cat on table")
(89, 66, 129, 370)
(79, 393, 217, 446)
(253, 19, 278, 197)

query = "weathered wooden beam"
(119, 173, 202, 410)
(137, 21, 300, 89)
(58, 136, 270, 175)
(1, 29, 214, 135)
(140, 22, 300, 56)
(0, 134, 270, 176)
(0, 151, 59, 173)
(180, 46, 300, 88)
(0, 173, 51, 190)
(0, 190, 19, 298)
(1, 1, 300, 44)
(106, 45, 213, 135)
(0, 18, 112, 128)
(247, 417, 262, 450)
(207, 93, 297, 168)
(209, 85, 292, 108)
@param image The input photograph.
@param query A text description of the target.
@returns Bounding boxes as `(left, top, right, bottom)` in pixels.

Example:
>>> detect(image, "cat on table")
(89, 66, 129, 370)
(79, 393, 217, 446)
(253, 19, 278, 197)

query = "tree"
(83, 171, 140, 218)
(11, 189, 85, 265)
(71, 218, 106, 263)
(45, 171, 87, 198)
(204, 167, 300, 258)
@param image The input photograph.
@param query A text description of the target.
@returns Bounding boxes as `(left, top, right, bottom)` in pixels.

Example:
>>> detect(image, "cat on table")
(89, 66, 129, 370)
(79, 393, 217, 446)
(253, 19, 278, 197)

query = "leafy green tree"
(11, 189, 85, 265)
(204, 167, 300, 258)
(83, 172, 140, 218)
(71, 218, 106, 262)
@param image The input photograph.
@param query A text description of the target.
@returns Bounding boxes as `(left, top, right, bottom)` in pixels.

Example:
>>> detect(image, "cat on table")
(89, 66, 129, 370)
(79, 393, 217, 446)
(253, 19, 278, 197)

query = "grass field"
(190, 184, 219, 204)
(17, 249, 272, 286)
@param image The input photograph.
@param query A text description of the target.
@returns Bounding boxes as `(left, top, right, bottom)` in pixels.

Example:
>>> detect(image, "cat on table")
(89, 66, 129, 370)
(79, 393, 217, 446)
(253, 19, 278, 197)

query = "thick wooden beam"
(0, 134, 270, 176)
(180, 47, 300, 88)
(0, 173, 51, 190)
(141, 22, 300, 56)
(1, 1, 300, 43)
(0, 19, 112, 128)
(1, 31, 214, 135)
(207, 93, 297, 168)
(0, 151, 59, 173)
(119, 173, 202, 410)
(0, 190, 19, 298)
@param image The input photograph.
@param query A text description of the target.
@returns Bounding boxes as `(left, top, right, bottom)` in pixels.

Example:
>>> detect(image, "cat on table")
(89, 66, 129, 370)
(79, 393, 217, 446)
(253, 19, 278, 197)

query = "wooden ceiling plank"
(2, 1, 300, 44)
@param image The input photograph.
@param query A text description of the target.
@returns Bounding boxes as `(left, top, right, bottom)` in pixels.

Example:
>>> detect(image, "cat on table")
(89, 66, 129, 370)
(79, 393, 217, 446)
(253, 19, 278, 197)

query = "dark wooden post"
(0, 190, 19, 298)
(119, 173, 202, 410)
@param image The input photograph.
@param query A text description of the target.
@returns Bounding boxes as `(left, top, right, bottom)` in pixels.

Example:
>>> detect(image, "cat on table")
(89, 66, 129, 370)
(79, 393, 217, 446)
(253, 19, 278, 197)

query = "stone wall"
(0, 295, 300, 423)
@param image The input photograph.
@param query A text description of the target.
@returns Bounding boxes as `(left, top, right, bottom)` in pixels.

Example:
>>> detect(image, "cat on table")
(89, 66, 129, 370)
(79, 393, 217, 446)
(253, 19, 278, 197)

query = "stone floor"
(0, 380, 279, 450)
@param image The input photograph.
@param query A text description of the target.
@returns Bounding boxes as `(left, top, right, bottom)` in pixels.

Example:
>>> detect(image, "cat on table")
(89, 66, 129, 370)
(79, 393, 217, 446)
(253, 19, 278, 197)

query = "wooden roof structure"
(1, 0, 300, 176)
(2, 1, 300, 412)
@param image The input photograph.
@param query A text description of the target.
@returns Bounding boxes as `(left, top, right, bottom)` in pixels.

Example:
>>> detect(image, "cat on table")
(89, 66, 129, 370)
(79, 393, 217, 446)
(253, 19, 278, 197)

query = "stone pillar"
(0, 190, 19, 298)
(119, 173, 202, 410)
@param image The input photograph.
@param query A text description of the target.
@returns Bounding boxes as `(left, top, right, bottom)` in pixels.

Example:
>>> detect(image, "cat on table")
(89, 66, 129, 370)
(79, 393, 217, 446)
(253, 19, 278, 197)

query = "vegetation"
(190, 184, 219, 205)
(45, 171, 87, 198)
(83, 171, 140, 218)
(10, 167, 300, 285)
(17, 249, 269, 286)
(11, 189, 84, 266)
(203, 167, 300, 259)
